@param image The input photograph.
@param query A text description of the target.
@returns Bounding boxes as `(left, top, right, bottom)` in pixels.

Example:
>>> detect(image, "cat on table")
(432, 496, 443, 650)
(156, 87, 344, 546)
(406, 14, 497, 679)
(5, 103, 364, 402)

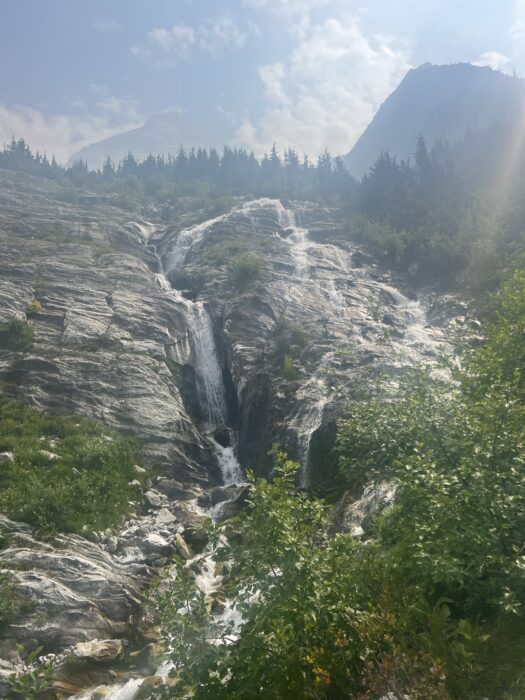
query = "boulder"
(144, 491, 163, 509)
(174, 534, 193, 561)
(72, 639, 124, 662)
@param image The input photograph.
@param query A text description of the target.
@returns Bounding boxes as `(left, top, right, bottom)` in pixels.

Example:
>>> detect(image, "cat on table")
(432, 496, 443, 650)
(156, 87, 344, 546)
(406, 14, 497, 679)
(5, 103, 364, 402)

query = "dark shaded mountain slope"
(344, 63, 525, 177)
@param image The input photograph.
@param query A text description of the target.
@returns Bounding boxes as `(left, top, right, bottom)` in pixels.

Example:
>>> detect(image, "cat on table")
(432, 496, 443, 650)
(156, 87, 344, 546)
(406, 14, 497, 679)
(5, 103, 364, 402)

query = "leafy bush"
(152, 455, 472, 698)
(0, 319, 34, 351)
(9, 644, 54, 699)
(338, 270, 525, 618)
(25, 299, 42, 317)
(273, 315, 307, 378)
(282, 353, 299, 380)
(228, 252, 263, 292)
(0, 399, 142, 536)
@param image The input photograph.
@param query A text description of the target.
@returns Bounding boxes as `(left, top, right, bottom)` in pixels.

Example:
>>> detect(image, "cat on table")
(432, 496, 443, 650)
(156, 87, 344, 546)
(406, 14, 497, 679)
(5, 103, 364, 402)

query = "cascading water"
(186, 302, 244, 486)
(71, 201, 449, 699)
(266, 199, 442, 484)
(292, 374, 330, 488)
(189, 302, 228, 429)
(155, 218, 244, 487)
(275, 204, 312, 278)
(164, 212, 230, 274)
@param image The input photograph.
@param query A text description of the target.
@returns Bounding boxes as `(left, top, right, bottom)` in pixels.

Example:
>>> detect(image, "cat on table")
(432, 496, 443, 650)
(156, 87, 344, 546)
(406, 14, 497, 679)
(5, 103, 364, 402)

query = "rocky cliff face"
(158, 198, 450, 484)
(0, 171, 215, 485)
(0, 171, 458, 696)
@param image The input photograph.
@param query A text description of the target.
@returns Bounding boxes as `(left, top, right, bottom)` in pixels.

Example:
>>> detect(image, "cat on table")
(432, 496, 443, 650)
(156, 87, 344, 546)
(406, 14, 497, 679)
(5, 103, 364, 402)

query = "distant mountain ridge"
(343, 63, 525, 177)
(68, 112, 220, 170)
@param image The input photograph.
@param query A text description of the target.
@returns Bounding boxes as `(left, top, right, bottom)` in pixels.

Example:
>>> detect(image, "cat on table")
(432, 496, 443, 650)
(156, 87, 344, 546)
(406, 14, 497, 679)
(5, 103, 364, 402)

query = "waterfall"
(266, 198, 443, 481)
(186, 302, 244, 486)
(275, 204, 311, 278)
(294, 376, 329, 488)
(189, 303, 228, 429)
(164, 212, 230, 275)
(155, 218, 244, 487)
(271, 200, 333, 482)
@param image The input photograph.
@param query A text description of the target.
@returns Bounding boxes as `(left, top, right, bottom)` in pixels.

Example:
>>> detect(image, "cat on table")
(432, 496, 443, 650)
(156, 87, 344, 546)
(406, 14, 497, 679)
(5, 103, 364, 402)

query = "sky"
(0, 0, 524, 162)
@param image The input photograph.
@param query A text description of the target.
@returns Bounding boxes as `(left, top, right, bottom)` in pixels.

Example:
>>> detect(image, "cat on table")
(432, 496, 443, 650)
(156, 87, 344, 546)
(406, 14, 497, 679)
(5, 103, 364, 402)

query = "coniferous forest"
(2, 131, 524, 294)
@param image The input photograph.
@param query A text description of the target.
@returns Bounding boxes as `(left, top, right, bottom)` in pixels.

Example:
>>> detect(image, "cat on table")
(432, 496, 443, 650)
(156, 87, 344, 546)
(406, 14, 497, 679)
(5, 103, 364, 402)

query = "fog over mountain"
(72, 63, 525, 178)
(68, 112, 223, 170)
(344, 63, 525, 176)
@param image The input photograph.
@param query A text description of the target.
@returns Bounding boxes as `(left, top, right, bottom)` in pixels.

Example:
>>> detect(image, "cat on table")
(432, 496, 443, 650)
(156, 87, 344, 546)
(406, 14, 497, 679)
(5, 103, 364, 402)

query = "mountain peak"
(344, 62, 525, 177)
(68, 111, 221, 170)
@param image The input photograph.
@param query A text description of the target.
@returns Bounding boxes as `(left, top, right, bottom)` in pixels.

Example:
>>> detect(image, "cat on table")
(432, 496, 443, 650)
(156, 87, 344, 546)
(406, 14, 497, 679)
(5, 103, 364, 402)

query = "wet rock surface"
(0, 171, 214, 484)
(0, 496, 201, 660)
(0, 174, 458, 696)
(158, 198, 452, 484)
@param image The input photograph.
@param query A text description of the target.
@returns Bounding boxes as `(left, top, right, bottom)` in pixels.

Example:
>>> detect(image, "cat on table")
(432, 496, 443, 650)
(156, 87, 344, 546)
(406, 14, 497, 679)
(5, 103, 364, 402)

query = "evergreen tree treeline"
(0, 134, 469, 218)
(0, 137, 356, 204)
(2, 134, 524, 290)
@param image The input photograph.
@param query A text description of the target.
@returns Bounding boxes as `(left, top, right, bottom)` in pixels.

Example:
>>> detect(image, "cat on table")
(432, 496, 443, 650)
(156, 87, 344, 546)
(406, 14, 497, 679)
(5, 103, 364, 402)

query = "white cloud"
(200, 16, 247, 53)
(242, 0, 330, 39)
(149, 24, 196, 58)
(259, 63, 288, 103)
(510, 19, 525, 40)
(242, 0, 328, 15)
(509, 0, 525, 62)
(236, 15, 411, 158)
(132, 16, 247, 66)
(473, 50, 511, 71)
(0, 98, 141, 164)
(93, 18, 123, 34)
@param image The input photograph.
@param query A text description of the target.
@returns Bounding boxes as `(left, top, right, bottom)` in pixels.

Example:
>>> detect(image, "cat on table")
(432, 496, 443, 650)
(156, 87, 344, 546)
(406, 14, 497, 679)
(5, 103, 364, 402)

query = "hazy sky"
(1, 0, 524, 161)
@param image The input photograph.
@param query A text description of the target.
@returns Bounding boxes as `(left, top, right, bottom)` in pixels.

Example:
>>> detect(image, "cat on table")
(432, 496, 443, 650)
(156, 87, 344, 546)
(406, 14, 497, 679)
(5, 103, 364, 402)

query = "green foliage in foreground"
(338, 270, 525, 619)
(151, 270, 525, 699)
(0, 319, 34, 351)
(0, 399, 142, 536)
(8, 644, 54, 699)
(152, 457, 457, 699)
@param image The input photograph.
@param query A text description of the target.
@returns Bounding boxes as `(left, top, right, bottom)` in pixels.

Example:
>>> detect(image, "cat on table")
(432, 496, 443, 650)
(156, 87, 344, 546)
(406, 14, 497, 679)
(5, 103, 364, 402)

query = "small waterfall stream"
(153, 217, 244, 488)
(263, 199, 441, 485)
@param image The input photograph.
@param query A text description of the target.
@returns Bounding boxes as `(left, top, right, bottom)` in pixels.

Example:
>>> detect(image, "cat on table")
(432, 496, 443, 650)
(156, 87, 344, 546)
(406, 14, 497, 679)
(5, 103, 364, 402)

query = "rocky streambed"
(0, 173, 462, 696)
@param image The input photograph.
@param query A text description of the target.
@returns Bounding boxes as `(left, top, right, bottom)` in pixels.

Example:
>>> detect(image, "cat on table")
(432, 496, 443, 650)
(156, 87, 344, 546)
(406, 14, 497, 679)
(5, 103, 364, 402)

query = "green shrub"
(228, 252, 263, 292)
(273, 315, 306, 378)
(202, 239, 247, 267)
(8, 644, 54, 699)
(25, 299, 42, 317)
(0, 572, 18, 628)
(282, 353, 298, 380)
(0, 319, 34, 351)
(0, 399, 143, 536)
(153, 455, 472, 698)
